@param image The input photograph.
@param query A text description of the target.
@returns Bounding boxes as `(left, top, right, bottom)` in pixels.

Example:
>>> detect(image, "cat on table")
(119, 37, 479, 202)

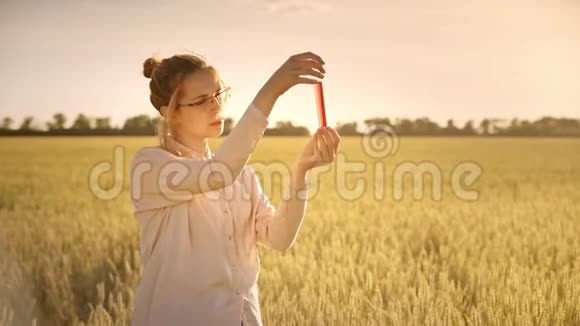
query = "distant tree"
(516, 120, 534, 135)
(335, 121, 360, 135)
(54, 113, 67, 129)
(363, 118, 392, 130)
(264, 121, 309, 136)
(123, 115, 152, 130)
(1, 117, 13, 130)
(94, 117, 112, 130)
(222, 117, 234, 135)
(462, 120, 476, 135)
(19, 116, 35, 131)
(149, 116, 161, 133)
(556, 118, 580, 136)
(559, 118, 580, 129)
(413, 117, 440, 135)
(510, 118, 519, 129)
(396, 118, 414, 135)
(123, 114, 156, 134)
(535, 117, 558, 135)
(274, 121, 291, 129)
(480, 119, 490, 135)
(47, 113, 67, 130)
(70, 114, 92, 130)
(490, 119, 507, 134)
(444, 119, 458, 135)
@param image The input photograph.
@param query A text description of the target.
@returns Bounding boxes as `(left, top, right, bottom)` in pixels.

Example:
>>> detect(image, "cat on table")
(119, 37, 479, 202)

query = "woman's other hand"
(294, 126, 341, 173)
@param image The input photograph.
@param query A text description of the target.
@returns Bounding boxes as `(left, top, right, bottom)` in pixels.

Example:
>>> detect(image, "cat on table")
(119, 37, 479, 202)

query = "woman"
(129, 51, 341, 326)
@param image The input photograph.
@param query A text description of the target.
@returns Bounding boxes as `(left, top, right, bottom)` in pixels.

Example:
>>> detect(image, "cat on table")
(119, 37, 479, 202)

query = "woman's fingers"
(289, 53, 326, 82)
(306, 129, 318, 146)
(304, 128, 339, 169)
(296, 67, 324, 80)
(295, 77, 319, 85)
(290, 52, 325, 65)
(291, 60, 326, 74)
(326, 127, 341, 147)
(322, 129, 336, 161)
(313, 133, 324, 165)
(290, 59, 325, 80)
(326, 127, 341, 157)
(272, 51, 326, 92)
(317, 130, 332, 162)
(307, 129, 321, 157)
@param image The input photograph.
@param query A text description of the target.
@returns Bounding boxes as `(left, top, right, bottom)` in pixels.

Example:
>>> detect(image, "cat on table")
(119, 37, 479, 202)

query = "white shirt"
(129, 102, 309, 326)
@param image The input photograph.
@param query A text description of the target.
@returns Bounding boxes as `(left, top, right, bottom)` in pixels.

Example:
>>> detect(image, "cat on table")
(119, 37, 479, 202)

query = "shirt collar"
(165, 134, 213, 160)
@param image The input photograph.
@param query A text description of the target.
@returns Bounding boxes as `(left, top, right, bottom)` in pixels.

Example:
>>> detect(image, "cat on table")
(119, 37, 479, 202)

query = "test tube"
(315, 81, 327, 128)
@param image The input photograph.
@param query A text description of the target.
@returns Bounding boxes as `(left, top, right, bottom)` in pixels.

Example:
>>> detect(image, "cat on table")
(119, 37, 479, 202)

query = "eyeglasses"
(177, 86, 231, 109)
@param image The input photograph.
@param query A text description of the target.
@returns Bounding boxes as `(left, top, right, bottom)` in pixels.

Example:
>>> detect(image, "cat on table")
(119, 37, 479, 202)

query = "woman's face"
(165, 69, 225, 139)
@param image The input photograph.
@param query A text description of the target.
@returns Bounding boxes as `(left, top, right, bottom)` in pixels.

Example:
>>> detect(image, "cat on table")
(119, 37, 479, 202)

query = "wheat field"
(0, 136, 579, 326)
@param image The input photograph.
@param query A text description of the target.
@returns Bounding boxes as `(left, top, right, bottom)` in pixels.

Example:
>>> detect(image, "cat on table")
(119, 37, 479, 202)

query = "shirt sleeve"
(130, 102, 269, 212)
(247, 166, 309, 252)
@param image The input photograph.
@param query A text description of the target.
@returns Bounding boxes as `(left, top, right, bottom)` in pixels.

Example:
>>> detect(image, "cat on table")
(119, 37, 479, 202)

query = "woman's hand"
(294, 126, 341, 173)
(264, 52, 326, 97)
(253, 51, 326, 119)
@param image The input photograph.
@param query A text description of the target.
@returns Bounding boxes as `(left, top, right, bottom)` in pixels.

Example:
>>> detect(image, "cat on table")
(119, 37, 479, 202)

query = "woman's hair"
(142, 52, 223, 149)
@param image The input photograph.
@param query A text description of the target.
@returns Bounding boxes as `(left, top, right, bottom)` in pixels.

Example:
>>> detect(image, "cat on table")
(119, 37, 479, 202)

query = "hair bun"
(143, 56, 161, 79)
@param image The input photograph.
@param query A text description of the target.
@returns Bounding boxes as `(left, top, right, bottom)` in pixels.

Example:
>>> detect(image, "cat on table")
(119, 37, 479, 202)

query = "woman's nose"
(209, 99, 222, 112)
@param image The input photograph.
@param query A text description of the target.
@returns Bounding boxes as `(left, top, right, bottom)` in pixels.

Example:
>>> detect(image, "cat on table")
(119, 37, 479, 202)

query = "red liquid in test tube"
(315, 81, 327, 128)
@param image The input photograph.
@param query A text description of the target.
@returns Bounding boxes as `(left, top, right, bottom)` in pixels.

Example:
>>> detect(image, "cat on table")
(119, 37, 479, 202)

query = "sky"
(1, 0, 579, 132)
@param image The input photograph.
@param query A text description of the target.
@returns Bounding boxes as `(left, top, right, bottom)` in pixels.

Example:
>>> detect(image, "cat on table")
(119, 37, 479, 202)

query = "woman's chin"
(208, 127, 223, 137)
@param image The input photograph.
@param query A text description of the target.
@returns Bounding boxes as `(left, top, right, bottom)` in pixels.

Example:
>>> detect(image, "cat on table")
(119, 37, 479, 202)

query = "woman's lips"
(210, 118, 223, 126)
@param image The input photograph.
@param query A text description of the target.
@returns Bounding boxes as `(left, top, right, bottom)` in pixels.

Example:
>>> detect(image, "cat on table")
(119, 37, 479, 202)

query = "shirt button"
(228, 235, 233, 240)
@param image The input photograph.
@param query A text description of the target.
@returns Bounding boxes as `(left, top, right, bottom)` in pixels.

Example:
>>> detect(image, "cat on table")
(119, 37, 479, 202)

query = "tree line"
(0, 113, 310, 137)
(0, 113, 579, 137)
(336, 117, 580, 137)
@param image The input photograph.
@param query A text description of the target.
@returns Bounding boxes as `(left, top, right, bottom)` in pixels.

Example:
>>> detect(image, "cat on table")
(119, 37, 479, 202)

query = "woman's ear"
(160, 105, 180, 126)
(160, 105, 168, 118)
